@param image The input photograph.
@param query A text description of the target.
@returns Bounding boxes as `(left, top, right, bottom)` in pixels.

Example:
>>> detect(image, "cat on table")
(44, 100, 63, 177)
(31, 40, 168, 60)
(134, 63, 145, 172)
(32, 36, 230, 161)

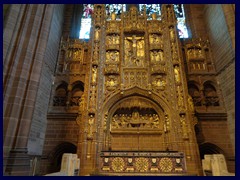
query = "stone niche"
(104, 96, 166, 151)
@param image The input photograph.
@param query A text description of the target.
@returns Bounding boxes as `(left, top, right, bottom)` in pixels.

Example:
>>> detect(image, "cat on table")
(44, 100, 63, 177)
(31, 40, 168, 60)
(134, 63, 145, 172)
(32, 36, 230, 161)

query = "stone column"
(3, 4, 58, 175)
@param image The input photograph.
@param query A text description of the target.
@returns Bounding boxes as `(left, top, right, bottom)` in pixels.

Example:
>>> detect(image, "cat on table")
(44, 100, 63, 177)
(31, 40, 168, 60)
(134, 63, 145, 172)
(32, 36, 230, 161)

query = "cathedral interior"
(3, 4, 235, 176)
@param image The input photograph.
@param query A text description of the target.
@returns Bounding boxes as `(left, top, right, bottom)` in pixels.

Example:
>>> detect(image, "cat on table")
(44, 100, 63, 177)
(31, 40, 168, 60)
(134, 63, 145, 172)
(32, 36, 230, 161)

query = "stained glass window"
(174, 4, 188, 38)
(79, 4, 188, 39)
(105, 4, 126, 20)
(79, 4, 94, 39)
(139, 4, 161, 19)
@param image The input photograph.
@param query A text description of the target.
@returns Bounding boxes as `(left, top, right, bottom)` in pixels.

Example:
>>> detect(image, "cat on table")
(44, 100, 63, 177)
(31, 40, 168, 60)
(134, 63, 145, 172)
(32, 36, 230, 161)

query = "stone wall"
(199, 120, 234, 172)
(185, 4, 207, 38)
(27, 5, 65, 155)
(39, 118, 78, 175)
(203, 4, 235, 151)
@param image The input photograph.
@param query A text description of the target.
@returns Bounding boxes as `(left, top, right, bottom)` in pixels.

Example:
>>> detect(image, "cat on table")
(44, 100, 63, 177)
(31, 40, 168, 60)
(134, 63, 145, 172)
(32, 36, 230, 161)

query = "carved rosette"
(87, 114, 95, 140)
(135, 158, 149, 172)
(111, 157, 125, 172)
(159, 158, 173, 172)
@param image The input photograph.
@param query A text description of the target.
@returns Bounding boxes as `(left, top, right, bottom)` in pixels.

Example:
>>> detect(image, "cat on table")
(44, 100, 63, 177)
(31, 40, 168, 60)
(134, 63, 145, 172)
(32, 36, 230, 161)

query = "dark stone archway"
(49, 142, 77, 173)
(199, 142, 224, 160)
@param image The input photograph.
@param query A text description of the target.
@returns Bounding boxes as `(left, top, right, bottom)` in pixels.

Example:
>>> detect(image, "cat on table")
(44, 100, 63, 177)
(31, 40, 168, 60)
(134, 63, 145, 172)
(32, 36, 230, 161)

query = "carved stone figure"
(92, 66, 97, 84)
(95, 27, 100, 41)
(188, 95, 195, 112)
(169, 26, 175, 41)
(174, 66, 181, 83)
(79, 95, 85, 112)
(87, 115, 95, 139)
(111, 12, 116, 20)
(180, 114, 189, 139)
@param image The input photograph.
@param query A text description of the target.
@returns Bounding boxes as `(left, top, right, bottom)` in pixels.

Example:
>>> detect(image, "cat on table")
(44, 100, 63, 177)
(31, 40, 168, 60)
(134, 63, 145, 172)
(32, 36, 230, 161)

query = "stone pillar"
(3, 4, 58, 175)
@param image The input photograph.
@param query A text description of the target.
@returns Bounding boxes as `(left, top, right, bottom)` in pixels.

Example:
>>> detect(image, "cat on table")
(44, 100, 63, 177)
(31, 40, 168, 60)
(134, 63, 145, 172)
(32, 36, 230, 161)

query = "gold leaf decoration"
(135, 158, 149, 172)
(159, 158, 173, 172)
(111, 157, 125, 172)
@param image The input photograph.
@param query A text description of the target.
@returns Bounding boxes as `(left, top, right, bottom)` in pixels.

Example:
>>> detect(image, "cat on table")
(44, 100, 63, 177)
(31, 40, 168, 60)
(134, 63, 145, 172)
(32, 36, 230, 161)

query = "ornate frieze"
(110, 112, 162, 131)
(99, 151, 187, 174)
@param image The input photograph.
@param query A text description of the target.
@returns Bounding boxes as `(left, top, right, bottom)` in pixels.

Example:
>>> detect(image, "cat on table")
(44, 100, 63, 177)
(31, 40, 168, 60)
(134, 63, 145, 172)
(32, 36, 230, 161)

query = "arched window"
(139, 4, 161, 19)
(79, 4, 94, 39)
(174, 4, 188, 38)
(138, 4, 188, 38)
(105, 4, 126, 20)
(53, 82, 68, 106)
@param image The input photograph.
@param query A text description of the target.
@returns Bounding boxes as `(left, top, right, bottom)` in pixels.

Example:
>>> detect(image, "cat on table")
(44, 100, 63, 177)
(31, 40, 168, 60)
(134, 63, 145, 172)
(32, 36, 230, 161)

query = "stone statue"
(95, 27, 100, 41)
(174, 66, 181, 83)
(92, 66, 97, 84)
(87, 115, 95, 139)
(188, 95, 195, 112)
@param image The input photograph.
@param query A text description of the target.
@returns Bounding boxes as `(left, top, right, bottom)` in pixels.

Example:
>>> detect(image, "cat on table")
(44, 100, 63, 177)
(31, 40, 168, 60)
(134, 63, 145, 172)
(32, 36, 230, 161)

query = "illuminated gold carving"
(105, 75, 118, 91)
(135, 158, 149, 172)
(151, 13, 157, 20)
(180, 114, 189, 140)
(106, 34, 119, 50)
(149, 34, 163, 50)
(91, 66, 97, 84)
(159, 158, 173, 172)
(188, 95, 194, 112)
(94, 27, 100, 41)
(164, 114, 170, 132)
(169, 26, 175, 41)
(111, 12, 116, 20)
(104, 64, 119, 75)
(152, 75, 166, 91)
(110, 112, 161, 130)
(87, 114, 95, 140)
(174, 65, 181, 84)
(123, 6, 145, 32)
(151, 65, 166, 75)
(103, 113, 108, 131)
(124, 35, 145, 67)
(123, 69, 148, 89)
(106, 51, 119, 62)
(106, 21, 121, 34)
(112, 157, 125, 172)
